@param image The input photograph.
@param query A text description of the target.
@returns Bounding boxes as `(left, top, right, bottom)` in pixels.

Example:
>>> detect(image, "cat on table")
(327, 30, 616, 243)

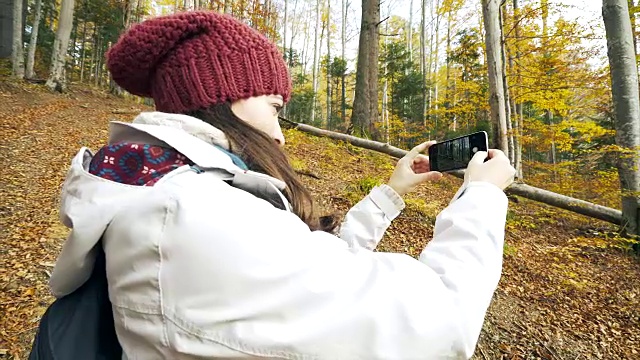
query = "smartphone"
(428, 131, 489, 172)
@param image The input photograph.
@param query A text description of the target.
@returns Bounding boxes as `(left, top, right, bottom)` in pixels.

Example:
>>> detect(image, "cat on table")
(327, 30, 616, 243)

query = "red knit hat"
(106, 11, 291, 114)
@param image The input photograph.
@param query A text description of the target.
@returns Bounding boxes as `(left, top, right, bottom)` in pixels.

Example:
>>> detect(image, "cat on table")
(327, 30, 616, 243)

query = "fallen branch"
(280, 117, 623, 225)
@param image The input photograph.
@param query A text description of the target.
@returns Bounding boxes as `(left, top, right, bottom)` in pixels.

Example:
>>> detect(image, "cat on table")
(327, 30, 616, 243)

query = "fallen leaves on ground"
(1, 78, 639, 359)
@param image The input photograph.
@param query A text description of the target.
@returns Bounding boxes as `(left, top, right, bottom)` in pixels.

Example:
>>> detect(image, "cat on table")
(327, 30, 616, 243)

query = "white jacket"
(50, 112, 508, 360)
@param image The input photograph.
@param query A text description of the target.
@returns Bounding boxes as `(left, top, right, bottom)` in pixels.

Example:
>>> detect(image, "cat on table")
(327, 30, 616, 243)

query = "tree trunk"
(224, 0, 231, 14)
(326, 0, 332, 128)
(421, 0, 427, 129)
(500, 3, 515, 163)
(79, 0, 88, 82)
(341, 0, 347, 126)
(445, 6, 452, 112)
(280, 117, 624, 225)
(603, 0, 640, 238)
(382, 4, 390, 143)
(46, 0, 76, 92)
(513, 0, 523, 178)
(408, 0, 413, 61)
(90, 32, 96, 83)
(26, 0, 43, 79)
(482, 0, 509, 156)
(311, 0, 321, 124)
(283, 0, 288, 60)
(12, 0, 25, 78)
(432, 1, 441, 136)
(350, 0, 380, 138)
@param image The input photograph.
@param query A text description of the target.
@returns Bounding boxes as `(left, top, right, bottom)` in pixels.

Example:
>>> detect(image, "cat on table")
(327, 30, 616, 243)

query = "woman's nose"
(273, 126, 285, 147)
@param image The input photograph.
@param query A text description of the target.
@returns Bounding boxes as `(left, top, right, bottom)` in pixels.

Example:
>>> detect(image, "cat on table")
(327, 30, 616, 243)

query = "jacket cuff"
(369, 184, 405, 221)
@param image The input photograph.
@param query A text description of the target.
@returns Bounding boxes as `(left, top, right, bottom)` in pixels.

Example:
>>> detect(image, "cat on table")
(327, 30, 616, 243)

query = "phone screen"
(429, 131, 488, 172)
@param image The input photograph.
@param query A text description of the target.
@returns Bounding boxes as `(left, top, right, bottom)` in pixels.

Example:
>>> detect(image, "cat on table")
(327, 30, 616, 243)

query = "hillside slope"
(0, 80, 638, 359)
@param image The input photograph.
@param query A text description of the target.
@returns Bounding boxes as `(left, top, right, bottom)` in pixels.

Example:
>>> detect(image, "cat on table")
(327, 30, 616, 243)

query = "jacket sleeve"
(158, 178, 507, 359)
(337, 184, 405, 250)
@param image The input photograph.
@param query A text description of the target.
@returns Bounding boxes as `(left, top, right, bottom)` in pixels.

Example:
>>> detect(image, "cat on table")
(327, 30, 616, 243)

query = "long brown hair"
(187, 104, 338, 233)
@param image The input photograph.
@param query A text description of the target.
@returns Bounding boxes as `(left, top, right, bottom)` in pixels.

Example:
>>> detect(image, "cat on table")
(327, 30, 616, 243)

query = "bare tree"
(482, 0, 509, 156)
(46, 0, 76, 92)
(500, 3, 514, 163)
(408, 0, 413, 60)
(421, 0, 427, 129)
(350, 0, 380, 138)
(512, 0, 523, 178)
(326, 0, 332, 128)
(311, 0, 321, 124)
(603, 0, 640, 238)
(432, 0, 441, 135)
(26, 0, 43, 79)
(341, 0, 348, 125)
(11, 0, 25, 78)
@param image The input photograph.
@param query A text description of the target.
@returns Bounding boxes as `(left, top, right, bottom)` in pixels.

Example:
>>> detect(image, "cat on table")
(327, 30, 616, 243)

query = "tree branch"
(279, 117, 623, 225)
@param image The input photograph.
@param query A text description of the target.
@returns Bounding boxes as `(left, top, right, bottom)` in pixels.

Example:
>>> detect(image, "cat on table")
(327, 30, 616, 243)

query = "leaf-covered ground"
(0, 79, 638, 359)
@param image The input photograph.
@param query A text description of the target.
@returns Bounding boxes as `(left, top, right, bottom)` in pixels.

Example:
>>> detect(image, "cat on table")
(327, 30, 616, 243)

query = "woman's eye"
(273, 104, 283, 114)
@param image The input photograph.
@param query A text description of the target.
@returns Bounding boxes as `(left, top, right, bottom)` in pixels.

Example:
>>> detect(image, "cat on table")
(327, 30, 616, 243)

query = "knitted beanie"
(106, 11, 291, 114)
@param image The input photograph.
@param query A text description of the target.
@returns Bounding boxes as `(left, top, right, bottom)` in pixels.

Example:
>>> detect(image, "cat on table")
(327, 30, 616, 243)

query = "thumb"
(468, 151, 488, 167)
(416, 171, 443, 183)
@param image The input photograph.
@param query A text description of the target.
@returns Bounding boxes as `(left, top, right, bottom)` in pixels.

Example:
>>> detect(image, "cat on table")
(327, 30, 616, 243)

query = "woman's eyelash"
(273, 104, 283, 113)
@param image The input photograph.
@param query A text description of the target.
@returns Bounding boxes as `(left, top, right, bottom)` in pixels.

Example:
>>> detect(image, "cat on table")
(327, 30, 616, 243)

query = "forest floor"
(0, 78, 638, 359)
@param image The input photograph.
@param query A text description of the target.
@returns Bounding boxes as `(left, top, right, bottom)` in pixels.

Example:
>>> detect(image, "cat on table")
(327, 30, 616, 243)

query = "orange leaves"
(0, 81, 154, 358)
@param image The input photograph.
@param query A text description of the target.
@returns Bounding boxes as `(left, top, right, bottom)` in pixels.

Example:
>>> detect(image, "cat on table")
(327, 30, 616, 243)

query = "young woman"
(49, 11, 515, 359)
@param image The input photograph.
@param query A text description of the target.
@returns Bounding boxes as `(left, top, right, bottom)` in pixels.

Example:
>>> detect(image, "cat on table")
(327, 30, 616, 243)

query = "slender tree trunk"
(408, 0, 413, 61)
(69, 19, 77, 83)
(79, 1, 88, 82)
(89, 31, 96, 83)
(421, 0, 427, 129)
(301, 9, 309, 77)
(383, 3, 390, 143)
(283, 0, 288, 58)
(513, 0, 523, 178)
(603, 0, 640, 238)
(445, 5, 452, 126)
(46, 0, 76, 92)
(432, 1, 441, 136)
(282, 0, 288, 117)
(326, 0, 332, 128)
(288, 0, 298, 69)
(311, 0, 321, 124)
(26, 0, 43, 79)
(224, 0, 231, 13)
(482, 0, 509, 155)
(341, 0, 347, 126)
(351, 0, 380, 138)
(12, 0, 25, 78)
(500, 3, 515, 163)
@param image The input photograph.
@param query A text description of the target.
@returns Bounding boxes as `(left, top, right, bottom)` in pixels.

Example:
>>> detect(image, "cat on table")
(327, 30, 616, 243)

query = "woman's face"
(231, 95, 286, 147)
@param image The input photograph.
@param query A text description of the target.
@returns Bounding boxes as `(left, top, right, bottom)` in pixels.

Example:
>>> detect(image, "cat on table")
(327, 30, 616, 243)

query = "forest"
(0, 0, 639, 358)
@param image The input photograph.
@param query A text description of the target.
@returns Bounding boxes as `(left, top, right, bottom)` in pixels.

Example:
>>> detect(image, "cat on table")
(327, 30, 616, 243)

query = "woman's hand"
(387, 141, 443, 196)
(465, 149, 515, 190)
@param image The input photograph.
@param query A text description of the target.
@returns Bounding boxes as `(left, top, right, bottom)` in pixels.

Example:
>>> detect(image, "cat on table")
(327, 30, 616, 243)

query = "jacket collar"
(108, 111, 286, 190)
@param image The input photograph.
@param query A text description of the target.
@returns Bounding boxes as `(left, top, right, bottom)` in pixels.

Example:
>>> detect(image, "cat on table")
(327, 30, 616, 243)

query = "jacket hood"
(49, 112, 286, 297)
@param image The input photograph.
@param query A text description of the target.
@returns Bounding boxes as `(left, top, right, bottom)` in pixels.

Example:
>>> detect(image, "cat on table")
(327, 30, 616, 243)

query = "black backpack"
(28, 244, 123, 360)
